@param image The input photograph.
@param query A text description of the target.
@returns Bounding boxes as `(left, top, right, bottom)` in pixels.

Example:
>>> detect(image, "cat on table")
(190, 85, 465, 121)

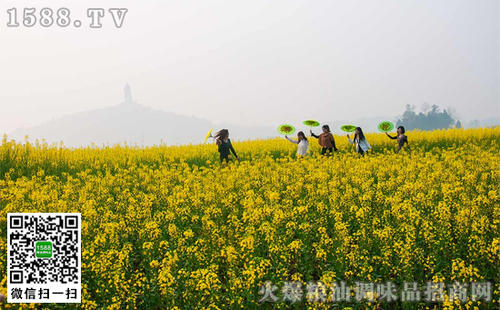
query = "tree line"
(397, 104, 461, 131)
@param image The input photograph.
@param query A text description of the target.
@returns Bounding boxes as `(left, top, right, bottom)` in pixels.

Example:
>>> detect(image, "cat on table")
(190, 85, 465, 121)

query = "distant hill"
(13, 85, 490, 147)
(464, 117, 500, 129)
(9, 85, 274, 147)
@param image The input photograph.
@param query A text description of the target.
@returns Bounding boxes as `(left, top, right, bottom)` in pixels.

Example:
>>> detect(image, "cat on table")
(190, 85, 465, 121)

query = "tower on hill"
(122, 83, 136, 105)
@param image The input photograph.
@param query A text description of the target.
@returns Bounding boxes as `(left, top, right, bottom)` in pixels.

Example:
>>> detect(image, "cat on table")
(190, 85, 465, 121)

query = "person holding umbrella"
(214, 129, 240, 165)
(310, 124, 338, 155)
(386, 125, 409, 153)
(285, 131, 309, 157)
(347, 127, 371, 157)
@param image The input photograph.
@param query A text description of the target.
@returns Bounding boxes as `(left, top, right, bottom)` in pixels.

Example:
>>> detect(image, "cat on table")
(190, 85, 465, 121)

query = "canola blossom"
(0, 127, 499, 309)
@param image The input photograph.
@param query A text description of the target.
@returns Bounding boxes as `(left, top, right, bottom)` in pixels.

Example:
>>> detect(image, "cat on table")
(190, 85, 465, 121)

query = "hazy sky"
(1, 0, 499, 133)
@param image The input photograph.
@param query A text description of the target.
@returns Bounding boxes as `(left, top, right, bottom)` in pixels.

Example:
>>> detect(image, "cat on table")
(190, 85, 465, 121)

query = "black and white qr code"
(7, 213, 81, 303)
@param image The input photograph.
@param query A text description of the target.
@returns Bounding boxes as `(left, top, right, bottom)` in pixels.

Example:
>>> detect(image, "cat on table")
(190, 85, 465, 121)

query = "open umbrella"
(377, 121, 394, 133)
(303, 119, 320, 128)
(340, 125, 356, 133)
(277, 124, 296, 135)
(204, 128, 213, 143)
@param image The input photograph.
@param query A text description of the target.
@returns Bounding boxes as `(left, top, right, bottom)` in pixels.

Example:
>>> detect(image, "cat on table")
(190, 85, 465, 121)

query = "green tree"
(397, 104, 456, 130)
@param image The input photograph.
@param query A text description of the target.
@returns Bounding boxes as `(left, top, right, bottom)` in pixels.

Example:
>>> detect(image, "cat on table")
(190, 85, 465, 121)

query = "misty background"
(1, 0, 498, 146)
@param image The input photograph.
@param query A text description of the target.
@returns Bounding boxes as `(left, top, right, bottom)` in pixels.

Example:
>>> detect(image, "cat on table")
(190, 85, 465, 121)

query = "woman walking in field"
(310, 124, 338, 155)
(386, 125, 408, 153)
(347, 127, 371, 157)
(214, 129, 240, 165)
(285, 131, 309, 157)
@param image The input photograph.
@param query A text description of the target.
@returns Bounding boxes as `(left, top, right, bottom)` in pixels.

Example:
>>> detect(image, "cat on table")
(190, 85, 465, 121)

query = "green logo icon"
(35, 241, 52, 258)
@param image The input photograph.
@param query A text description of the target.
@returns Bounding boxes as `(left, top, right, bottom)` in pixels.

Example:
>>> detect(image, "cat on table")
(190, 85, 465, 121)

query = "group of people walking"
(213, 125, 409, 164)
(285, 125, 374, 157)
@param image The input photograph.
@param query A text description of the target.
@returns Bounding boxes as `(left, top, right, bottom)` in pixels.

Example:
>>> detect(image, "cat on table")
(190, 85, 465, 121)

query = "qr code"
(7, 213, 81, 303)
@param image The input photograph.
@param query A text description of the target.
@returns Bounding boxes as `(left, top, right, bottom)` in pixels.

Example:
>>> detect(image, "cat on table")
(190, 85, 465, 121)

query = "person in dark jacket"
(214, 129, 240, 164)
(386, 126, 409, 153)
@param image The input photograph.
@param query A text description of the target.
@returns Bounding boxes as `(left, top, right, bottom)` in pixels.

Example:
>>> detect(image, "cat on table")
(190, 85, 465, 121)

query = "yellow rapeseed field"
(0, 127, 499, 309)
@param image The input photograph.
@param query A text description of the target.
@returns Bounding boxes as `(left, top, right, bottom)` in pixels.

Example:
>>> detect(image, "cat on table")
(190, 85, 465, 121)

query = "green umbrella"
(378, 121, 395, 133)
(303, 119, 320, 127)
(340, 125, 356, 133)
(277, 124, 296, 135)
